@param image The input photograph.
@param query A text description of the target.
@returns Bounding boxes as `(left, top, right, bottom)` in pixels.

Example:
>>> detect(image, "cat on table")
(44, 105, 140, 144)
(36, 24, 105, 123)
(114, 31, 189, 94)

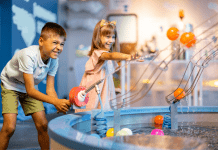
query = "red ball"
(167, 27, 179, 41)
(174, 88, 185, 100)
(154, 115, 164, 125)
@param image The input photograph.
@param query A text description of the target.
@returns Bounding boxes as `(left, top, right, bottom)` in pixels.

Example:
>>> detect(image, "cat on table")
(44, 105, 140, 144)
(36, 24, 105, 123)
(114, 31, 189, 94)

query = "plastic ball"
(154, 115, 164, 125)
(180, 32, 196, 48)
(151, 129, 164, 136)
(116, 130, 129, 136)
(174, 88, 185, 100)
(167, 27, 179, 41)
(121, 128, 133, 135)
(180, 32, 189, 44)
(154, 124, 163, 129)
(106, 128, 114, 137)
(186, 32, 196, 48)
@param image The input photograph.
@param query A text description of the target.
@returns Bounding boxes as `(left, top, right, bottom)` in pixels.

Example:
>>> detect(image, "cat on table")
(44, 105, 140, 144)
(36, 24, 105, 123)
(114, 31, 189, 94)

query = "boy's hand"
(54, 99, 71, 114)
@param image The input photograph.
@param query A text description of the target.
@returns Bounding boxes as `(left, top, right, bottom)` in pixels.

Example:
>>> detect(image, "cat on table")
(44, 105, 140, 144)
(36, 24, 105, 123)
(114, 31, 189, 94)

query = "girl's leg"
(31, 111, 49, 150)
(0, 113, 17, 150)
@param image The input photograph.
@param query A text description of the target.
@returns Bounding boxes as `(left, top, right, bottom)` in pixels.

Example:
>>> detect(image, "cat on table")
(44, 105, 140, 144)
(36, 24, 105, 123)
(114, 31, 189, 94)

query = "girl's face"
(100, 33, 115, 50)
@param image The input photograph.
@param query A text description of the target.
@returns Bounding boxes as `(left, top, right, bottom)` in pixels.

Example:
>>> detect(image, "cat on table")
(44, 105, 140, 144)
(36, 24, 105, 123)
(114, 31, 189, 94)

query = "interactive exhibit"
(48, 10, 218, 150)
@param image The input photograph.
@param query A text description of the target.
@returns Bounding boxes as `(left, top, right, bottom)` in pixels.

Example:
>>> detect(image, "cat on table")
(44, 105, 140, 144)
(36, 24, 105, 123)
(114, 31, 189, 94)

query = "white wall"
(57, 0, 218, 99)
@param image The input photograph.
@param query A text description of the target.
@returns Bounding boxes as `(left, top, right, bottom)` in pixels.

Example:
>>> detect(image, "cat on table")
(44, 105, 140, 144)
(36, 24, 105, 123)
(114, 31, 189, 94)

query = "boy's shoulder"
(22, 45, 39, 52)
(19, 45, 39, 56)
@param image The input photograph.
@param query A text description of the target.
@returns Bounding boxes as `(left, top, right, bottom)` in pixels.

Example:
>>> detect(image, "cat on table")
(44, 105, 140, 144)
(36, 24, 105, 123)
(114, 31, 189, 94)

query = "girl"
(76, 19, 132, 112)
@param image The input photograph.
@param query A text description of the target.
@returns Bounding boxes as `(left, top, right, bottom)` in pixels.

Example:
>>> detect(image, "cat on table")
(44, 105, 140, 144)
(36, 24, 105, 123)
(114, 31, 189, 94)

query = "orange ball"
(154, 124, 163, 129)
(180, 32, 189, 44)
(174, 88, 185, 100)
(154, 115, 164, 125)
(180, 32, 196, 48)
(167, 27, 179, 41)
(186, 32, 196, 48)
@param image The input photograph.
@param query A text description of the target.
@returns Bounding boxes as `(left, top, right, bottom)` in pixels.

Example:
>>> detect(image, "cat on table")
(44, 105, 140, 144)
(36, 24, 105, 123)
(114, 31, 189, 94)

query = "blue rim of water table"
(48, 106, 218, 149)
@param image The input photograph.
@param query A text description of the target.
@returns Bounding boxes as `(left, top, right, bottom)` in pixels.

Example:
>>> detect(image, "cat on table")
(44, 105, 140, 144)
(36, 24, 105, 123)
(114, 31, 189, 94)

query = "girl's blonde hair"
(88, 20, 120, 56)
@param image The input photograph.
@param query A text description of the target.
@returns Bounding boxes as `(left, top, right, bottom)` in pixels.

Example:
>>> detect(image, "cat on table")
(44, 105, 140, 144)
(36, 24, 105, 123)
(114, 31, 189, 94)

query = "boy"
(0, 22, 71, 150)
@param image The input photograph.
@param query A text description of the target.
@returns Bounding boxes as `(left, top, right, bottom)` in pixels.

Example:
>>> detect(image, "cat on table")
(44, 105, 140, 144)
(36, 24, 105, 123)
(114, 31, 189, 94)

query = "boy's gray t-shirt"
(0, 45, 58, 93)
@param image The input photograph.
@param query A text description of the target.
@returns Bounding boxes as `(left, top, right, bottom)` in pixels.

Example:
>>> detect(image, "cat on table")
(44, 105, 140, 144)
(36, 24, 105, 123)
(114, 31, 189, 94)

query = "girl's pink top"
(75, 50, 118, 112)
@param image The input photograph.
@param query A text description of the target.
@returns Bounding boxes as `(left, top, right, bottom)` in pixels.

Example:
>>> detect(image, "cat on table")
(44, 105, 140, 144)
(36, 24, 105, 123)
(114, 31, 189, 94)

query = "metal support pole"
(126, 62, 130, 107)
(121, 60, 126, 107)
(113, 109, 121, 136)
(170, 102, 179, 130)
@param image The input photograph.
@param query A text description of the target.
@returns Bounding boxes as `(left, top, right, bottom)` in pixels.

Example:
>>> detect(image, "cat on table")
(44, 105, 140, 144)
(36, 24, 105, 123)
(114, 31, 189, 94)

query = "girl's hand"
(131, 52, 141, 60)
(126, 54, 132, 61)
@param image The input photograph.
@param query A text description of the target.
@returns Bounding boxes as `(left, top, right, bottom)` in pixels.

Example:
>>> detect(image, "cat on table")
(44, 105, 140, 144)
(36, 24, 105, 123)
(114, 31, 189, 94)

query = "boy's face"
(39, 34, 65, 62)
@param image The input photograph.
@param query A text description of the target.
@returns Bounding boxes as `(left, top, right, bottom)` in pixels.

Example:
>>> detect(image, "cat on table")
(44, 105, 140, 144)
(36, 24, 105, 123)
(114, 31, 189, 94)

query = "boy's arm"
(46, 75, 58, 98)
(23, 73, 70, 113)
(100, 52, 131, 61)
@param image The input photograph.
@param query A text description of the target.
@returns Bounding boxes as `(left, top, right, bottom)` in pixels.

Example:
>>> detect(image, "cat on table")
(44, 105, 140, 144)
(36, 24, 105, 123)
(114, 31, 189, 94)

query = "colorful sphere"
(116, 130, 129, 136)
(154, 124, 163, 129)
(180, 32, 196, 48)
(106, 128, 114, 137)
(151, 129, 164, 136)
(180, 32, 189, 44)
(174, 88, 186, 100)
(167, 27, 179, 41)
(121, 128, 133, 135)
(186, 32, 196, 48)
(154, 115, 164, 125)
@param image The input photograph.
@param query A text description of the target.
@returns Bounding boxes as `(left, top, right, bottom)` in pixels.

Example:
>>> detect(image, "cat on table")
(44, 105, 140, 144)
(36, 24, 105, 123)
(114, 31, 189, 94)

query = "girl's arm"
(100, 52, 131, 61)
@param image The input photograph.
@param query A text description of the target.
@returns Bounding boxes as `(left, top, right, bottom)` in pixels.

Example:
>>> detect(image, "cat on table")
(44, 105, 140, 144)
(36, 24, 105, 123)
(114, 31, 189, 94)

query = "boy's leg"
(0, 113, 17, 150)
(31, 111, 49, 150)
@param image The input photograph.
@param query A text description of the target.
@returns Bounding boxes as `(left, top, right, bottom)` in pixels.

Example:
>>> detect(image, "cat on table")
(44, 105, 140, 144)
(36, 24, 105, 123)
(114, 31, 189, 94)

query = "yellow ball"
(106, 128, 114, 137)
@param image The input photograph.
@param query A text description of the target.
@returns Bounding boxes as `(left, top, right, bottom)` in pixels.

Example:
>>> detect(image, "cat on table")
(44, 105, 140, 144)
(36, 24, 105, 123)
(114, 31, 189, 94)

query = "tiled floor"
(0, 111, 74, 150)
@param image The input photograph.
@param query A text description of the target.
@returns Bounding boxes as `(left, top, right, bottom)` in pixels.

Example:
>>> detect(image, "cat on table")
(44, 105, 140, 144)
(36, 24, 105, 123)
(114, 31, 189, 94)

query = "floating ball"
(116, 130, 129, 136)
(151, 129, 164, 136)
(154, 115, 164, 125)
(167, 27, 179, 41)
(174, 88, 185, 100)
(180, 32, 196, 48)
(154, 124, 163, 129)
(121, 128, 133, 135)
(106, 128, 114, 137)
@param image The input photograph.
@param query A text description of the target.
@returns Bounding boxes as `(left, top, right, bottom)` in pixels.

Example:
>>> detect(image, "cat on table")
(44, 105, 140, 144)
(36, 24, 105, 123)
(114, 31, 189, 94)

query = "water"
(121, 123, 218, 149)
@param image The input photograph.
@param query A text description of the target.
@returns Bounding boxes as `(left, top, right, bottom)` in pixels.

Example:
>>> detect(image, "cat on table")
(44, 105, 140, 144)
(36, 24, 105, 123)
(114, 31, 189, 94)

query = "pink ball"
(150, 129, 164, 136)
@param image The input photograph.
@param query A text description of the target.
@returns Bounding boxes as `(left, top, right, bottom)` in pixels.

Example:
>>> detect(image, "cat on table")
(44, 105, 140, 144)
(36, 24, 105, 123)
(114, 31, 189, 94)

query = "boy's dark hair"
(40, 22, 67, 41)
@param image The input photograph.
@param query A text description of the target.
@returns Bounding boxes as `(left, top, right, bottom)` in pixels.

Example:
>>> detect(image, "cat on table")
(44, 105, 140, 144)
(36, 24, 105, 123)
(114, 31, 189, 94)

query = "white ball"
(116, 130, 128, 136)
(121, 128, 133, 135)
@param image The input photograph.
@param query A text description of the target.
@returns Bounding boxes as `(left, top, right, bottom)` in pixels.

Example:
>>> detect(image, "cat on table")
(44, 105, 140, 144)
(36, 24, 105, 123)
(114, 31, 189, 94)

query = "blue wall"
(0, 1, 13, 122)
(0, 0, 58, 122)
